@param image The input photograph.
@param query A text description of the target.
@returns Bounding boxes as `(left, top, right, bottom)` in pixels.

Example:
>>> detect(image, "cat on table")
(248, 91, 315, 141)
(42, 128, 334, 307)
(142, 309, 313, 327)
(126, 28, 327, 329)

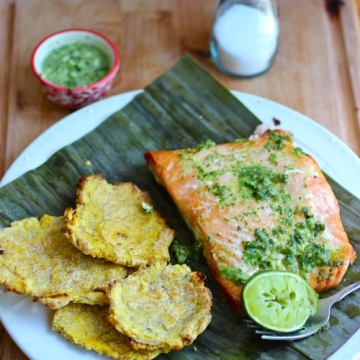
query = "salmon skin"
(144, 130, 356, 312)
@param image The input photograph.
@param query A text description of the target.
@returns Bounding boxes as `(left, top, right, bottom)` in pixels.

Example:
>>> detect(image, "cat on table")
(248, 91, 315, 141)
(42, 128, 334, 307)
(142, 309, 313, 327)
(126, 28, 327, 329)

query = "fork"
(246, 281, 360, 341)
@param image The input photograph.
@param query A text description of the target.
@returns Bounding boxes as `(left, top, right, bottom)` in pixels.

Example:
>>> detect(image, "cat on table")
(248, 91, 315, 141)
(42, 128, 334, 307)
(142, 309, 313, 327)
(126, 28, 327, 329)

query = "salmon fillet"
(144, 130, 356, 312)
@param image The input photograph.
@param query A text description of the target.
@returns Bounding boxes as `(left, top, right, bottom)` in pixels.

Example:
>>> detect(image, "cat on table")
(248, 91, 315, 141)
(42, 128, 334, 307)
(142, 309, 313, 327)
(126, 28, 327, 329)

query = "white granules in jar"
(212, 4, 279, 77)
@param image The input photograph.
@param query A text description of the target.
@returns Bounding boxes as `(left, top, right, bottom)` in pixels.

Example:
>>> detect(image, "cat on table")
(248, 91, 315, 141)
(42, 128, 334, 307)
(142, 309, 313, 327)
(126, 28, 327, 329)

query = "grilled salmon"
(144, 130, 356, 312)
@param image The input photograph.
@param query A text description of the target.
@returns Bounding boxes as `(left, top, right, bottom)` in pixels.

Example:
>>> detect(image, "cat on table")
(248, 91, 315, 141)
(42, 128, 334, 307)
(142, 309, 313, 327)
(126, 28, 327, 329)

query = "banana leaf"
(0, 54, 359, 360)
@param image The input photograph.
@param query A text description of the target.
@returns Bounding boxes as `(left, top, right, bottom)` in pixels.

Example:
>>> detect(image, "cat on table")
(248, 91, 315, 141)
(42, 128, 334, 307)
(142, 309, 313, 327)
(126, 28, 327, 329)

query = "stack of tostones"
(0, 215, 127, 309)
(0, 174, 213, 359)
(52, 261, 212, 359)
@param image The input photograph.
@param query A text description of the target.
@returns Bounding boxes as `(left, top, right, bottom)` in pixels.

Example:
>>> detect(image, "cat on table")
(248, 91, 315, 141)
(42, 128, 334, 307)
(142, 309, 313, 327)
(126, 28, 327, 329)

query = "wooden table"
(1, 0, 360, 359)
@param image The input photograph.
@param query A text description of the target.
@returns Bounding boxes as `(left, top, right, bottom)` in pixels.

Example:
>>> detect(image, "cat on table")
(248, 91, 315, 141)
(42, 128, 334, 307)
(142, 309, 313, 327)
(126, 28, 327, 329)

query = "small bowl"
(31, 28, 120, 108)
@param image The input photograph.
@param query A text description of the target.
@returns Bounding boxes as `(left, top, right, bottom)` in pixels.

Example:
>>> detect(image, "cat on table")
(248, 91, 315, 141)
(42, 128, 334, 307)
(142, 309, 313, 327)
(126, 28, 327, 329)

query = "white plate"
(0, 91, 359, 360)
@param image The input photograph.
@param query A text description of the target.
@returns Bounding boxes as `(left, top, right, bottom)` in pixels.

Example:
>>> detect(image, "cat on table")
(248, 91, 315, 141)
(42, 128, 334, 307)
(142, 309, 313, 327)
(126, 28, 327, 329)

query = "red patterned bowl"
(31, 28, 120, 108)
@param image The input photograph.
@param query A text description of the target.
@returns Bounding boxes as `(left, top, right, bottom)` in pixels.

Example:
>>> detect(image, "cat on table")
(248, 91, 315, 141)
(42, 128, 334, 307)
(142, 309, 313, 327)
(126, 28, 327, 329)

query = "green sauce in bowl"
(41, 42, 111, 88)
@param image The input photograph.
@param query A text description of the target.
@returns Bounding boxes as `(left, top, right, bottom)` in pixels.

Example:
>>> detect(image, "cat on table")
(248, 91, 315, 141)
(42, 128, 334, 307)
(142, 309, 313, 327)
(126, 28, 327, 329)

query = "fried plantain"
(0, 215, 128, 309)
(52, 304, 164, 360)
(107, 261, 212, 352)
(62, 174, 174, 267)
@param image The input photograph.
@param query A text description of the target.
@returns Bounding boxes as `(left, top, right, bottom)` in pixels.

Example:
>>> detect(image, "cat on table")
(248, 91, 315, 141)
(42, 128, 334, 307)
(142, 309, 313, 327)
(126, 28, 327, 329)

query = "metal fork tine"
(243, 318, 262, 329)
(246, 323, 262, 329)
(255, 329, 280, 335)
(260, 333, 307, 341)
(247, 324, 262, 329)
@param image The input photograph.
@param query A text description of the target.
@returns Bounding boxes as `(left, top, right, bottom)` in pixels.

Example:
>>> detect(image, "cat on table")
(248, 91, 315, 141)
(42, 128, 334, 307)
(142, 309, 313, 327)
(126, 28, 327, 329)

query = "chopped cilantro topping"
(196, 139, 216, 152)
(237, 165, 288, 200)
(293, 147, 307, 157)
(264, 132, 292, 151)
(218, 264, 247, 285)
(268, 153, 279, 165)
(170, 240, 191, 264)
(242, 207, 339, 276)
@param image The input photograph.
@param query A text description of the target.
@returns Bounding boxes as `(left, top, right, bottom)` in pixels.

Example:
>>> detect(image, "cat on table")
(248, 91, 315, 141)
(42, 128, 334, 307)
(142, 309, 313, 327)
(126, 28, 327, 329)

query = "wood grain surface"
(1, 0, 360, 359)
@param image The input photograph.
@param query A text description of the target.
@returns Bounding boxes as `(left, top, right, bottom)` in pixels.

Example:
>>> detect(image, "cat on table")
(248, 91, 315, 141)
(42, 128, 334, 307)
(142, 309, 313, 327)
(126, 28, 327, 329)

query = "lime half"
(242, 271, 319, 333)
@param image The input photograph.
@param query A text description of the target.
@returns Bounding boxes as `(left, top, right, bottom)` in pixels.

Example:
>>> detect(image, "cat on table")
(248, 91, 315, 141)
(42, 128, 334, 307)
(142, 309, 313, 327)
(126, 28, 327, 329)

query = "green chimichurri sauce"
(242, 206, 341, 277)
(180, 135, 342, 284)
(237, 165, 289, 200)
(170, 239, 203, 264)
(41, 42, 111, 88)
(264, 132, 292, 151)
(170, 240, 191, 264)
(219, 264, 247, 285)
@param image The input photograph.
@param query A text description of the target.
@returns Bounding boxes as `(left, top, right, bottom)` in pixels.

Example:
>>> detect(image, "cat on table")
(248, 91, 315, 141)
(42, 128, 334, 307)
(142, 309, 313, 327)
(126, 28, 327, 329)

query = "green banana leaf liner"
(0, 54, 359, 360)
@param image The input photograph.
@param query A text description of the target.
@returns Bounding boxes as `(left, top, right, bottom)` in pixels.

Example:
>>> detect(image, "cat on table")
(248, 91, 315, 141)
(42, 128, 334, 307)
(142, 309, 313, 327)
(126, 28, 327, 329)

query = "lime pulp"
(242, 270, 319, 333)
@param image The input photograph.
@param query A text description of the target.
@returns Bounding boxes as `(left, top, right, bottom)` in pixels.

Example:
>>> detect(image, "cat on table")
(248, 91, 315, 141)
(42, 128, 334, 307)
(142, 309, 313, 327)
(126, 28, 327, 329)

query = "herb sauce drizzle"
(180, 134, 341, 283)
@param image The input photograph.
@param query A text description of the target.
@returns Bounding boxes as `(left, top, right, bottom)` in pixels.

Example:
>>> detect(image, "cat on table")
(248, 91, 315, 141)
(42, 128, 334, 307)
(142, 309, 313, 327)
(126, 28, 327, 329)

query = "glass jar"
(210, 0, 280, 78)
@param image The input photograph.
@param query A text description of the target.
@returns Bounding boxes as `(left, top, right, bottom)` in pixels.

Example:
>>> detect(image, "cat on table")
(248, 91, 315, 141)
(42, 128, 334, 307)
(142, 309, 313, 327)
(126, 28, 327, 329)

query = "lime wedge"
(242, 270, 319, 333)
